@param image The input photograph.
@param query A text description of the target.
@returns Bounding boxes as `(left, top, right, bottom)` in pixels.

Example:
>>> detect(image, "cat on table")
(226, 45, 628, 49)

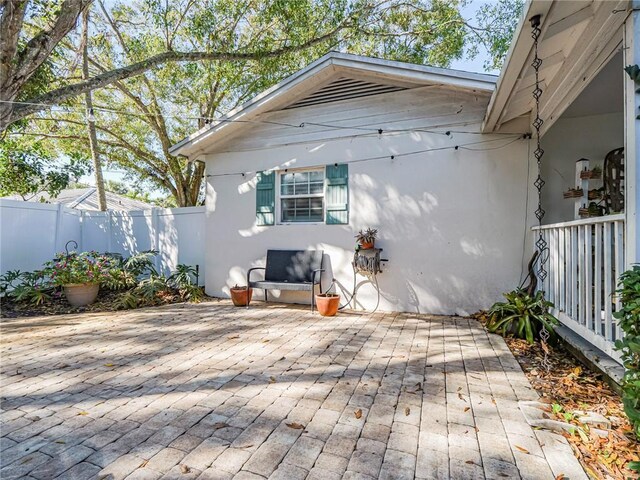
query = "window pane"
(281, 184, 294, 195)
(309, 170, 324, 181)
(294, 183, 309, 195)
(281, 173, 295, 184)
(309, 181, 324, 194)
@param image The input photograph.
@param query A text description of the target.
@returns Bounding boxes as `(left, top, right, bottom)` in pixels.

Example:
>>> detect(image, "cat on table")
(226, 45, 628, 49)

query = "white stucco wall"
(541, 113, 624, 225)
(203, 86, 533, 315)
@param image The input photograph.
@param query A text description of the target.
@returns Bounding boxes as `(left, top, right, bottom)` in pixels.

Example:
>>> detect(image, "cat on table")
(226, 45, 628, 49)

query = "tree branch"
(8, 21, 349, 125)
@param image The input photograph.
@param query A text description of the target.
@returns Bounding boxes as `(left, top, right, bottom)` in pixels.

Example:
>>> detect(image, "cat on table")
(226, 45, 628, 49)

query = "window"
(279, 169, 324, 223)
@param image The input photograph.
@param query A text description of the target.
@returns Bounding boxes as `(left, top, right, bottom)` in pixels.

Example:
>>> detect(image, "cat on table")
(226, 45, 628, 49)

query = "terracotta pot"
(230, 287, 252, 306)
(64, 283, 99, 306)
(316, 293, 340, 316)
(359, 241, 375, 250)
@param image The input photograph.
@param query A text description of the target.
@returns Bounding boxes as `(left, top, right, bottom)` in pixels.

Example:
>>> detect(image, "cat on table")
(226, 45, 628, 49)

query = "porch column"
(624, 1, 640, 266)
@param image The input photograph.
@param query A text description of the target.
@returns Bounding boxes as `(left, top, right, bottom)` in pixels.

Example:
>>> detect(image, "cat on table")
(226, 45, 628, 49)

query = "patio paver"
(0, 301, 586, 479)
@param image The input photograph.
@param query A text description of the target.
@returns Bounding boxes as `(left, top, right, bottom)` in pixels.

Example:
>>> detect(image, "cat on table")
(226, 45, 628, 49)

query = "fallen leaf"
(286, 422, 305, 429)
(404, 407, 410, 416)
(464, 407, 470, 412)
(104, 363, 115, 367)
(77, 411, 89, 416)
(139, 460, 149, 468)
(262, 339, 270, 343)
(180, 464, 190, 474)
(227, 335, 239, 340)
(465, 460, 475, 464)
(269, 376, 276, 384)
(555, 475, 565, 480)
(354, 409, 362, 419)
(212, 422, 230, 430)
(458, 393, 467, 403)
(54, 440, 65, 444)
(515, 445, 530, 454)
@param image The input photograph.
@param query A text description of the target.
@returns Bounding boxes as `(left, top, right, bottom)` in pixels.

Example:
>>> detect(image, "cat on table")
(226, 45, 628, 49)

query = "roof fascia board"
(482, 0, 554, 133)
(170, 52, 497, 157)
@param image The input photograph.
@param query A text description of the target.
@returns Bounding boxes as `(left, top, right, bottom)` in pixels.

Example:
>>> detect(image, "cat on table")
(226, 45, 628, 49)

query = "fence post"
(79, 210, 84, 251)
(106, 210, 112, 252)
(53, 203, 64, 256)
(152, 208, 160, 273)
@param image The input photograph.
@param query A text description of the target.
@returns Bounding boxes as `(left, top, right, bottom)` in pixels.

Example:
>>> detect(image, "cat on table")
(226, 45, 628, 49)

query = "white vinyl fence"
(0, 199, 205, 284)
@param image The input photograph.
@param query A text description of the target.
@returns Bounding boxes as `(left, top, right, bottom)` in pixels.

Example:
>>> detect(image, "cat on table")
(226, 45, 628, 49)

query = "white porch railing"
(532, 214, 625, 362)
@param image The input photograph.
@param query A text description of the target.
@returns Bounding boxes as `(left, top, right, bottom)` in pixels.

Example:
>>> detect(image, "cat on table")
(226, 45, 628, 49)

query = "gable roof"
(483, 0, 627, 135)
(169, 52, 497, 158)
(3, 188, 154, 211)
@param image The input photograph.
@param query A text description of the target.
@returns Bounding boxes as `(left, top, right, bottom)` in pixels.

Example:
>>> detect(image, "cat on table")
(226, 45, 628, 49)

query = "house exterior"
(171, 1, 640, 363)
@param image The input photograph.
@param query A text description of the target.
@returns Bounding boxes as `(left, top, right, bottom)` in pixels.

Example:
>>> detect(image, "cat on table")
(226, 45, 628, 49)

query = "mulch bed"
(503, 336, 639, 479)
(0, 289, 197, 318)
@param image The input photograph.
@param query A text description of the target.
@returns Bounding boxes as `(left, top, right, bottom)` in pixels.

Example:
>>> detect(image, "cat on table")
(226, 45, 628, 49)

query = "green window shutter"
(325, 164, 349, 224)
(256, 171, 275, 226)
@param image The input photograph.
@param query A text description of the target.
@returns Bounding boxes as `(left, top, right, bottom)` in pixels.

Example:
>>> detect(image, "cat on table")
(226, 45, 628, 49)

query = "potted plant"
(355, 228, 378, 249)
(46, 251, 110, 306)
(563, 187, 584, 199)
(230, 285, 252, 306)
(580, 165, 602, 180)
(316, 292, 340, 316)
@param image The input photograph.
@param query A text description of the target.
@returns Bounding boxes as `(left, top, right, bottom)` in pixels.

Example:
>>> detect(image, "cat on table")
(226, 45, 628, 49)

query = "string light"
(1, 99, 525, 138)
(204, 135, 524, 179)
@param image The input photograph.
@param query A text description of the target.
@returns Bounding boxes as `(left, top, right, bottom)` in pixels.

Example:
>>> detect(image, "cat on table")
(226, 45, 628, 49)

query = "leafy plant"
(136, 275, 170, 302)
(121, 250, 158, 277)
(44, 251, 111, 286)
(168, 264, 197, 289)
(614, 265, 640, 443)
(355, 228, 378, 246)
(486, 289, 559, 344)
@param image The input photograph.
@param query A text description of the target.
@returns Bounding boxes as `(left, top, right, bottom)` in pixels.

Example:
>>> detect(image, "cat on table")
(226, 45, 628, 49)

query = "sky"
(80, 0, 499, 193)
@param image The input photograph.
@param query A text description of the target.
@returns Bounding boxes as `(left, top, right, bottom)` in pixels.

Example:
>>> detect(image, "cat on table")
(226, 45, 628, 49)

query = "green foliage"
(1, 269, 52, 305)
(12, 0, 522, 206)
(486, 289, 559, 344)
(614, 265, 640, 440)
(0, 138, 88, 200)
(2, 249, 202, 309)
(473, 0, 524, 71)
(44, 251, 112, 286)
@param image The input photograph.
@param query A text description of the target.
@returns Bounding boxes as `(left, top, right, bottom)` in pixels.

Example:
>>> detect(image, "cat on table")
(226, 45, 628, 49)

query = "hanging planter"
(563, 188, 584, 199)
(588, 189, 603, 200)
(579, 166, 602, 180)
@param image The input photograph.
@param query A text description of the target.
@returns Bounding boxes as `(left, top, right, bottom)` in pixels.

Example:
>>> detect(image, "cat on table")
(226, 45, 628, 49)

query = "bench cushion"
(265, 250, 323, 283)
(249, 281, 314, 292)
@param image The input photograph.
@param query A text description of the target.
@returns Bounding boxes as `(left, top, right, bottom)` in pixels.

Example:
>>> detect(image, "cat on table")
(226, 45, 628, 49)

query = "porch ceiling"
(483, 0, 628, 136)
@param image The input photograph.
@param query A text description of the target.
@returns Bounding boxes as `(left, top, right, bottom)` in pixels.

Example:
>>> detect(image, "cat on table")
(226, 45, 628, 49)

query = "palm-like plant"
(486, 289, 558, 344)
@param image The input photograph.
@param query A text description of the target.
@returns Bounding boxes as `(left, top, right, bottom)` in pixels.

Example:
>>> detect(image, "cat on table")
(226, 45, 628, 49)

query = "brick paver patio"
(0, 301, 586, 480)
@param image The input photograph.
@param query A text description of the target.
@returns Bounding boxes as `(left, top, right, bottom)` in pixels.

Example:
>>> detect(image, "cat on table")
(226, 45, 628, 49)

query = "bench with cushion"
(247, 250, 324, 311)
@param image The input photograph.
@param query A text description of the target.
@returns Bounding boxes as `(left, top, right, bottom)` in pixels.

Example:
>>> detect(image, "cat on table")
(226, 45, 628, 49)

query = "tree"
(0, 0, 371, 132)
(0, 137, 87, 200)
(3, 0, 522, 206)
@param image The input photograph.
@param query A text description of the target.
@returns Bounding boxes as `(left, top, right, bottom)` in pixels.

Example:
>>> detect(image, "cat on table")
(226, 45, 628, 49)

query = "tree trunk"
(81, 9, 107, 211)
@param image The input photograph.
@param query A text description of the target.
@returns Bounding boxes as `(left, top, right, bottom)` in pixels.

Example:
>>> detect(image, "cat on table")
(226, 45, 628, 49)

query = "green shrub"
(486, 289, 559, 344)
(614, 265, 640, 443)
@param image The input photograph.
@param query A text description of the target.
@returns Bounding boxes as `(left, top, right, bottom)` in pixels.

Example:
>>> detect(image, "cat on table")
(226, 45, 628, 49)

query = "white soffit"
(483, 0, 627, 135)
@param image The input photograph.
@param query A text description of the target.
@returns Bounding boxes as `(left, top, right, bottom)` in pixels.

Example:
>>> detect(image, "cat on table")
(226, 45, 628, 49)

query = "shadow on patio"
(0, 301, 586, 480)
